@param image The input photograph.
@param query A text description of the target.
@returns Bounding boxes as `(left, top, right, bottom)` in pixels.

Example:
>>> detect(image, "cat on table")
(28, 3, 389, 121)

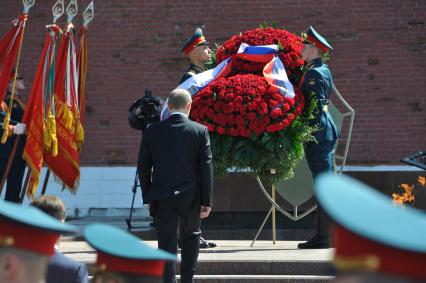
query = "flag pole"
(0, 0, 35, 195)
(39, 0, 66, 196)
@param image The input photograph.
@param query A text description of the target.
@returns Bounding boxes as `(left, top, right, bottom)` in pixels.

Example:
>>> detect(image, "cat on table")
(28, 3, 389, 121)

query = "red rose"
(247, 112, 257, 121)
(217, 126, 226, 135)
(283, 103, 290, 112)
(269, 99, 279, 108)
(271, 108, 283, 119)
(207, 123, 215, 132)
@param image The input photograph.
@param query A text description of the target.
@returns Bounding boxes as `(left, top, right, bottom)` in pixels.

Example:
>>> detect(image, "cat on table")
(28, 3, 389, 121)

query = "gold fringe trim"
(1, 113, 11, 144)
(0, 236, 14, 247)
(22, 151, 41, 197)
(333, 255, 380, 272)
(76, 118, 84, 150)
(44, 111, 58, 156)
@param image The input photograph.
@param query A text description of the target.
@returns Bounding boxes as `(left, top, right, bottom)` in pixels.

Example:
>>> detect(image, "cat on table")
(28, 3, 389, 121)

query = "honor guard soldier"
(0, 73, 27, 203)
(315, 174, 426, 283)
(298, 26, 339, 249)
(0, 200, 78, 283)
(85, 223, 176, 283)
(178, 28, 216, 249)
(179, 28, 212, 85)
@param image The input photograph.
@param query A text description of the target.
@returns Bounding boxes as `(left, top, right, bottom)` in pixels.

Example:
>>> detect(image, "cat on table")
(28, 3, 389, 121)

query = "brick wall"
(1, 0, 425, 166)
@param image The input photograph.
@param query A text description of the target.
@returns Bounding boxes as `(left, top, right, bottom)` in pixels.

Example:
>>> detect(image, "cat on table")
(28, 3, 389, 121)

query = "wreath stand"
(250, 85, 355, 247)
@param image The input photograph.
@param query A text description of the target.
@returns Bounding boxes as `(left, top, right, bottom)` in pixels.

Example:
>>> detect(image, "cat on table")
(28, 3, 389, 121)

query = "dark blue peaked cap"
(180, 27, 209, 54)
(303, 26, 333, 52)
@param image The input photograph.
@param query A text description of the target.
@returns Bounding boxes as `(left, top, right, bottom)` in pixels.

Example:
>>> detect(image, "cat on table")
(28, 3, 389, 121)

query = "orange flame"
(392, 176, 425, 206)
(418, 176, 426, 187)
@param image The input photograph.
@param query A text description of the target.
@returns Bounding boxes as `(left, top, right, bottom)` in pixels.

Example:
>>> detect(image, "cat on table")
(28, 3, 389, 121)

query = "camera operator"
(128, 89, 163, 220)
(128, 89, 163, 132)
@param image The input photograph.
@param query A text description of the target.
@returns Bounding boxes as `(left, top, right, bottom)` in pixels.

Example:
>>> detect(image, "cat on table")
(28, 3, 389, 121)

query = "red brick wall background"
(1, 0, 425, 166)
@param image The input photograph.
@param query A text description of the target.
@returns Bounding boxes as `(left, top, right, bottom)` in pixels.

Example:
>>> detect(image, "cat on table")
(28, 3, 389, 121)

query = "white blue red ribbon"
(161, 43, 295, 120)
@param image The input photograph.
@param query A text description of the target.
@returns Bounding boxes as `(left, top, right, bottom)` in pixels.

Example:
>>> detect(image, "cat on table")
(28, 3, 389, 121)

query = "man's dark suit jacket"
(138, 113, 213, 207)
(46, 249, 88, 283)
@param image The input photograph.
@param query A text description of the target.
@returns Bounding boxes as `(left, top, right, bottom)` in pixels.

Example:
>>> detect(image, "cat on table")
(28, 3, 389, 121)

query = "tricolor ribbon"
(161, 43, 295, 120)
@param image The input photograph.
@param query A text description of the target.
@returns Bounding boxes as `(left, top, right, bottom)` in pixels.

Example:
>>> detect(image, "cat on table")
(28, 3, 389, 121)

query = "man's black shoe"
(200, 237, 216, 249)
(298, 235, 330, 249)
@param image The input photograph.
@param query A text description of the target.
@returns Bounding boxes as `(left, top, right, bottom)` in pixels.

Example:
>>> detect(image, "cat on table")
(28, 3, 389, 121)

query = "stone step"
(61, 240, 335, 276)
(193, 260, 334, 276)
(177, 275, 335, 282)
(88, 275, 334, 283)
(66, 216, 316, 241)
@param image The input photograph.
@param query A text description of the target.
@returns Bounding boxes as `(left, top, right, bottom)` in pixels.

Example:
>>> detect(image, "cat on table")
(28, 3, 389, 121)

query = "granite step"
(177, 275, 334, 282)
(61, 240, 335, 276)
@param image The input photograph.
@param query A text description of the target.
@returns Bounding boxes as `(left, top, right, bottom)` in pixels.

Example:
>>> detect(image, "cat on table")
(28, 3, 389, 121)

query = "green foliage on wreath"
(211, 92, 318, 185)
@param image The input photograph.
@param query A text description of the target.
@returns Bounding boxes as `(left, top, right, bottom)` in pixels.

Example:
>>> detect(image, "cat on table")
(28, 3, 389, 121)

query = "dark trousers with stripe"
(0, 157, 25, 203)
(305, 139, 336, 237)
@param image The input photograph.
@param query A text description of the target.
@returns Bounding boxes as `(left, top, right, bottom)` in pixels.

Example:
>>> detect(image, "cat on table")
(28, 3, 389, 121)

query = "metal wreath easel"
(250, 85, 355, 247)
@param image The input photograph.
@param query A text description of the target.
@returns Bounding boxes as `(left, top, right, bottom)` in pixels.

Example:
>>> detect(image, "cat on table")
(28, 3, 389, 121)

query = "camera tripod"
(125, 168, 147, 230)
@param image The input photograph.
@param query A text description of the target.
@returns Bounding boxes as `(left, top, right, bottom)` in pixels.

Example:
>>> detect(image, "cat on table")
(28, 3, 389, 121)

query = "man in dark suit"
(298, 26, 339, 249)
(31, 195, 88, 283)
(0, 74, 27, 203)
(138, 89, 213, 283)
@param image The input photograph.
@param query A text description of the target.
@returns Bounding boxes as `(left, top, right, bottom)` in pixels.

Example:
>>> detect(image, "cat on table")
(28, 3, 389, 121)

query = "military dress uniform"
(177, 28, 217, 250)
(315, 174, 426, 282)
(179, 27, 210, 85)
(179, 64, 206, 85)
(0, 94, 26, 203)
(298, 27, 339, 249)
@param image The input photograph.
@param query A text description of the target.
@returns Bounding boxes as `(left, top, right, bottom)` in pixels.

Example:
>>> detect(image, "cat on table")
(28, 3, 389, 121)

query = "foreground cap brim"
(84, 223, 176, 261)
(314, 174, 426, 253)
(0, 200, 77, 234)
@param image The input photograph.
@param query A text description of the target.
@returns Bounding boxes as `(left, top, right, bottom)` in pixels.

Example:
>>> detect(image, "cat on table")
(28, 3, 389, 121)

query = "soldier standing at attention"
(0, 73, 27, 203)
(298, 26, 339, 249)
(179, 28, 212, 85)
(178, 28, 216, 249)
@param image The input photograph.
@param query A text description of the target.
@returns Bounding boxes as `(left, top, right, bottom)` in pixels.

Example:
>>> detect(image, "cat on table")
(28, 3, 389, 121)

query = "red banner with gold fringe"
(43, 23, 80, 192)
(22, 25, 61, 197)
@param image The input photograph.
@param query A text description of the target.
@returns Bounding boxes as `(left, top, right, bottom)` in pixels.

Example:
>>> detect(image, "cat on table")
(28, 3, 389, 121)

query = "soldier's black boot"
(298, 235, 330, 249)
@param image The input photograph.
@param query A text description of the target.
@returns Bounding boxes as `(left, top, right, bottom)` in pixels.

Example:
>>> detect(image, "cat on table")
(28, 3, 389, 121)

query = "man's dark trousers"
(154, 188, 201, 283)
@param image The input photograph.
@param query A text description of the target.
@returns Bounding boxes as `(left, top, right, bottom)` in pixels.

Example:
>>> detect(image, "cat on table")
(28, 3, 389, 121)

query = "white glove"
(13, 123, 27, 135)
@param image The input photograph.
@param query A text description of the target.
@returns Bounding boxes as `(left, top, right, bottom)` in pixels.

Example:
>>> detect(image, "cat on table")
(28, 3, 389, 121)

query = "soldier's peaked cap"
(180, 27, 209, 55)
(84, 223, 176, 277)
(315, 174, 426, 280)
(0, 200, 78, 256)
(302, 26, 333, 53)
